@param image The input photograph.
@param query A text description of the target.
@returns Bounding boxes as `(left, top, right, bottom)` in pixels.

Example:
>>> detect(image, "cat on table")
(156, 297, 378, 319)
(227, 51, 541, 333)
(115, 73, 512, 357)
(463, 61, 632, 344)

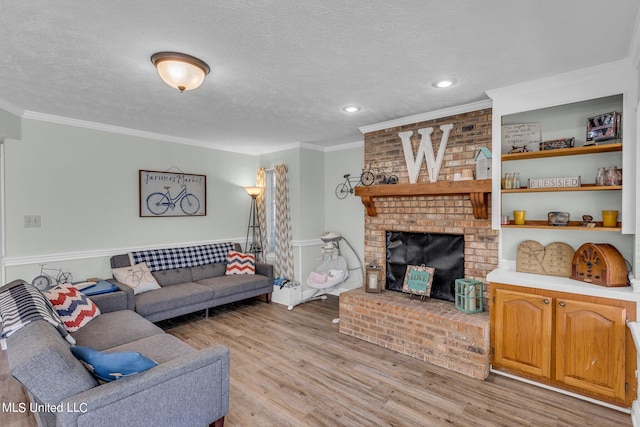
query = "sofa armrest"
(255, 262, 273, 281)
(88, 290, 129, 313)
(57, 345, 230, 427)
(107, 278, 135, 311)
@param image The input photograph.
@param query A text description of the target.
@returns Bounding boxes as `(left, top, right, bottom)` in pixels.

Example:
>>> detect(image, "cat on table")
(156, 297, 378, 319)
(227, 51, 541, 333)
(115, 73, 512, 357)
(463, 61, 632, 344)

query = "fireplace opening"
(385, 231, 465, 302)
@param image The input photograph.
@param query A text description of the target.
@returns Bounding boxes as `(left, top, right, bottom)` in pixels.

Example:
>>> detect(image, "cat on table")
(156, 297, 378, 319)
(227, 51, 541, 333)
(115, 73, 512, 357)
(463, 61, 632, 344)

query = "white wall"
(4, 118, 259, 282)
(323, 144, 365, 288)
(256, 143, 364, 300)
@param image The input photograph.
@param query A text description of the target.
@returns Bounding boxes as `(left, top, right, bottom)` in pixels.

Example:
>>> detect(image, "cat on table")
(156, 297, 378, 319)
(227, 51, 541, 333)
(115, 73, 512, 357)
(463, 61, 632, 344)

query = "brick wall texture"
(338, 108, 496, 378)
(362, 107, 498, 305)
(339, 289, 490, 380)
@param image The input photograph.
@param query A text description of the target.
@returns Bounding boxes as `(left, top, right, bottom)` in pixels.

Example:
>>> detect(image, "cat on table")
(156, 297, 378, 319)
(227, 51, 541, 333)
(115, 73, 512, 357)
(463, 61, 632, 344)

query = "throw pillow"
(43, 284, 101, 332)
(225, 251, 256, 275)
(111, 262, 161, 295)
(71, 345, 157, 382)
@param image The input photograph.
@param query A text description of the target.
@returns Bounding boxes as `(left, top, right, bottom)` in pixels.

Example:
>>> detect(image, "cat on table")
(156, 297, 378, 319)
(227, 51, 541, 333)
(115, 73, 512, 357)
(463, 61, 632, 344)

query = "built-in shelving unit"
(501, 142, 622, 161)
(501, 220, 621, 231)
(500, 140, 624, 231)
(502, 185, 621, 194)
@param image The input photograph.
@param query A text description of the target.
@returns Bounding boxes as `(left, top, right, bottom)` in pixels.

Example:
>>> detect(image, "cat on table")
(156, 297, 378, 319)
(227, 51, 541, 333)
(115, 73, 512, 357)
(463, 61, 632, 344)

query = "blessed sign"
(528, 176, 581, 189)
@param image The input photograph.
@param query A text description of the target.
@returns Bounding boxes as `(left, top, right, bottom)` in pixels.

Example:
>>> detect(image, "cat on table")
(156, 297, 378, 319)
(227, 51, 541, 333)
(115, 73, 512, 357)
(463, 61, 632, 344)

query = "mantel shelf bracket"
(353, 179, 492, 220)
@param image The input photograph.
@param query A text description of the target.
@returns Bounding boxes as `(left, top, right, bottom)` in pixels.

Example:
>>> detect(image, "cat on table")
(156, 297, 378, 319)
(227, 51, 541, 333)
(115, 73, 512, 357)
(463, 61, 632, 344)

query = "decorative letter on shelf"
(399, 124, 453, 183)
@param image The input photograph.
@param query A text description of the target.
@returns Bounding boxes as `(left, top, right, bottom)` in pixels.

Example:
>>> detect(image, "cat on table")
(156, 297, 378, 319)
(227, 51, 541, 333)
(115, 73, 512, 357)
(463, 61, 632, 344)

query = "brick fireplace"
(339, 108, 498, 379)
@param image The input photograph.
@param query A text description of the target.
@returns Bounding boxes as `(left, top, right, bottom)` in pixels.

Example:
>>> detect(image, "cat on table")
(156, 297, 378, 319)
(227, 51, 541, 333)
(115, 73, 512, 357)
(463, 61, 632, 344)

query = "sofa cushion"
(112, 262, 161, 295)
(71, 310, 164, 350)
(197, 274, 270, 299)
(224, 251, 255, 275)
(191, 263, 226, 281)
(133, 282, 215, 318)
(107, 333, 197, 364)
(7, 321, 97, 405)
(71, 345, 158, 382)
(152, 268, 193, 286)
(43, 284, 101, 332)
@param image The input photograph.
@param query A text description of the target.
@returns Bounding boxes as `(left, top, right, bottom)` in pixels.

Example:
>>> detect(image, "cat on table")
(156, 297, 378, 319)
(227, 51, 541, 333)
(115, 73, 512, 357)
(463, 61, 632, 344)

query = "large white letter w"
(399, 124, 453, 183)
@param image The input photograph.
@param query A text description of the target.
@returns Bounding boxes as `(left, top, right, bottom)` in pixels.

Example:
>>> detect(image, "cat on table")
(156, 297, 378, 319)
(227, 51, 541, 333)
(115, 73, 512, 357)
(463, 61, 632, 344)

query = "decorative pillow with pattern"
(43, 284, 101, 332)
(225, 251, 256, 275)
(71, 345, 157, 382)
(111, 262, 161, 295)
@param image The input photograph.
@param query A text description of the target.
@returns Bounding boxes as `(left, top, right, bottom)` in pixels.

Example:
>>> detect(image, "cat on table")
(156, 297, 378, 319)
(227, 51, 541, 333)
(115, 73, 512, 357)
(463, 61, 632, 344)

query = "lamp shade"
(151, 52, 210, 92)
(244, 186, 263, 198)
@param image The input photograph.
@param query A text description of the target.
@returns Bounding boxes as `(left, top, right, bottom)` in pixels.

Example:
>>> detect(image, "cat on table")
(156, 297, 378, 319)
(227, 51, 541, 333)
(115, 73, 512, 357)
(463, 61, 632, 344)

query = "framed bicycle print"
(139, 170, 206, 217)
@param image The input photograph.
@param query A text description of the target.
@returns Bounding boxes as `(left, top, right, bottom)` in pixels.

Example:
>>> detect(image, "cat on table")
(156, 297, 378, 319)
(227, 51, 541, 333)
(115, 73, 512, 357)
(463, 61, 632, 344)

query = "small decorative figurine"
(581, 215, 596, 228)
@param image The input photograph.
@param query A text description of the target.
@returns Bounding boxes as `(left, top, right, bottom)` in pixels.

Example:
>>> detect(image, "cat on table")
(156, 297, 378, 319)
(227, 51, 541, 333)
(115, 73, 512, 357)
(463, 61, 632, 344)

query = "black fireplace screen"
(385, 231, 465, 302)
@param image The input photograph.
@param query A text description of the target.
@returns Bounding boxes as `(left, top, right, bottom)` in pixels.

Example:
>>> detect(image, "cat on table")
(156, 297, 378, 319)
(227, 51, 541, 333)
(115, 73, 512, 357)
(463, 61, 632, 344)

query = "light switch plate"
(24, 215, 41, 228)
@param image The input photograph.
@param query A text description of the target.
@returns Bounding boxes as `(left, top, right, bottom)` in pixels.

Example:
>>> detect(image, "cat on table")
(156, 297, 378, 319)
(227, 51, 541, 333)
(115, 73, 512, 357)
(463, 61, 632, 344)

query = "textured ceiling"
(0, 1, 638, 154)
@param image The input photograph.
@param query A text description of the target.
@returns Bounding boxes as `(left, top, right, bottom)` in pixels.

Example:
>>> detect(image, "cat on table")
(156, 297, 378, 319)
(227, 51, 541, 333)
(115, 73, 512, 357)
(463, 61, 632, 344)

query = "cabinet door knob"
(543, 299, 549, 304)
(559, 301, 566, 307)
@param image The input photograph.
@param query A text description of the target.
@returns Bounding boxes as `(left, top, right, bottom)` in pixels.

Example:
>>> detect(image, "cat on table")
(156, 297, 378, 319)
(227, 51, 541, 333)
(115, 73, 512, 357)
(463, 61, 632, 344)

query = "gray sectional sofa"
(1, 280, 229, 427)
(110, 243, 273, 323)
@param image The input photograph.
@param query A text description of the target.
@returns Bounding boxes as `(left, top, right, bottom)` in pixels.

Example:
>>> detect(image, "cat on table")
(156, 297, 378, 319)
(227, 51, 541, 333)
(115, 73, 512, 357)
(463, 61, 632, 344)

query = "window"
(265, 169, 276, 253)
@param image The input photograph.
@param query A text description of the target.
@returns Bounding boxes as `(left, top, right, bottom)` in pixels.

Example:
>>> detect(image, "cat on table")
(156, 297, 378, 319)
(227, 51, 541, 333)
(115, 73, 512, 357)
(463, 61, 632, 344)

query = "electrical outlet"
(24, 215, 41, 228)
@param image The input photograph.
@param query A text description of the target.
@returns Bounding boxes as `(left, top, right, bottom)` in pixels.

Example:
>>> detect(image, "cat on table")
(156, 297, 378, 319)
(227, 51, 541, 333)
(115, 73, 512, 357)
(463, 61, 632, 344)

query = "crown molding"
(324, 140, 364, 152)
(0, 98, 25, 116)
(19, 110, 362, 156)
(358, 99, 493, 135)
(486, 59, 635, 104)
(21, 110, 232, 150)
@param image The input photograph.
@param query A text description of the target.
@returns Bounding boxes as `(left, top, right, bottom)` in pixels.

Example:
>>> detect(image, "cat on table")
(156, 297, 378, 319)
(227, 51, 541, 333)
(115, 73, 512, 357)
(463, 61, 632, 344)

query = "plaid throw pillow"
(225, 251, 256, 275)
(44, 284, 101, 332)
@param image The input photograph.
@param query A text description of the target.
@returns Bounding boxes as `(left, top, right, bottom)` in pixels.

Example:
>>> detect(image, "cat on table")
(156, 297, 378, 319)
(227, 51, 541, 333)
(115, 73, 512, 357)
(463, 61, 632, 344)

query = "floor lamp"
(244, 186, 263, 261)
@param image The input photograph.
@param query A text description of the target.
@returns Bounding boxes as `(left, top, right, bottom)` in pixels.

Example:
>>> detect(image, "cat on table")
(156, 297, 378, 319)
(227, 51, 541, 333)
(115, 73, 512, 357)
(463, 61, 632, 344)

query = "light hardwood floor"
(1, 295, 633, 426)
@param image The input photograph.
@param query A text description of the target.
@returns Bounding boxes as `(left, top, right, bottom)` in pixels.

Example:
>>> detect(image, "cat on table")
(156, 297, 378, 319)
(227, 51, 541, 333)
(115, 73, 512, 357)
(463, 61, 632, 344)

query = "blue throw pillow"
(71, 346, 157, 382)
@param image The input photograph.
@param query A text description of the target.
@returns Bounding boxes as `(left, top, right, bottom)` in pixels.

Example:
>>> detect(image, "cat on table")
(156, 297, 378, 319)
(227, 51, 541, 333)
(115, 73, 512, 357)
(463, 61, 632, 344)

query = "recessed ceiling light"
(342, 105, 361, 113)
(433, 79, 457, 88)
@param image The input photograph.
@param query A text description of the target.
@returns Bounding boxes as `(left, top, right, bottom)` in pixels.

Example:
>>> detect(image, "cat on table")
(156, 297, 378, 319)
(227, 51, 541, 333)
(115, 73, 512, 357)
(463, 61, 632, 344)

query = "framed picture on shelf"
(586, 111, 621, 144)
(501, 123, 541, 154)
(139, 170, 206, 217)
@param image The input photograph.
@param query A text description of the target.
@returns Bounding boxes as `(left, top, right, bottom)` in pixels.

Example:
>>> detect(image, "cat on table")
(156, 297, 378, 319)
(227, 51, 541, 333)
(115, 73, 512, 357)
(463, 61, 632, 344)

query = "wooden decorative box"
(571, 243, 628, 287)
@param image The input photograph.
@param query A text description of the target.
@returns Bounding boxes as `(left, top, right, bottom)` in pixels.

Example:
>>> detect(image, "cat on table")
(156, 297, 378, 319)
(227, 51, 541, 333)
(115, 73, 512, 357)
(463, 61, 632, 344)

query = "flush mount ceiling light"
(342, 105, 361, 113)
(432, 78, 458, 88)
(151, 52, 210, 92)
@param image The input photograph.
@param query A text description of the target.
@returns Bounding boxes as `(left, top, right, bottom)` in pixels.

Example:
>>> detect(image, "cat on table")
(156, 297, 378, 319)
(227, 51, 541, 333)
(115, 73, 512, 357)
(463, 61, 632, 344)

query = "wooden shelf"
(501, 142, 622, 161)
(354, 179, 492, 219)
(502, 184, 622, 193)
(501, 220, 621, 231)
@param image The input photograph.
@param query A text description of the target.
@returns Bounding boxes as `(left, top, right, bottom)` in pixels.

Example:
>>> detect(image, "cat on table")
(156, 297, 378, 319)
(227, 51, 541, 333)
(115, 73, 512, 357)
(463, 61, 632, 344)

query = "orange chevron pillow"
(43, 284, 100, 332)
(225, 251, 256, 275)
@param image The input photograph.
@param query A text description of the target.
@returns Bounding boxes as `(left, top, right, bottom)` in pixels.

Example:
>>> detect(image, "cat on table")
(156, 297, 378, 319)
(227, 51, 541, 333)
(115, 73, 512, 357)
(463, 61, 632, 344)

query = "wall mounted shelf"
(354, 179, 492, 219)
(501, 142, 622, 161)
(501, 220, 621, 231)
(502, 184, 621, 194)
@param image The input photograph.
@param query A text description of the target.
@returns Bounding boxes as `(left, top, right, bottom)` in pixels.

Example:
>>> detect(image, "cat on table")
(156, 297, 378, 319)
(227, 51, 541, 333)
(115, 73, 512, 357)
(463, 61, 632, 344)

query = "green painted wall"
(1, 112, 366, 288)
(4, 119, 259, 281)
(0, 107, 21, 140)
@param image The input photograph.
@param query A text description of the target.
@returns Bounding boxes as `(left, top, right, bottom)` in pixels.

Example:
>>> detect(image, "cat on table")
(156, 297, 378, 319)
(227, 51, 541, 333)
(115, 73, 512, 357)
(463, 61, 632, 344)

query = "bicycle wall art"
(139, 170, 206, 217)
